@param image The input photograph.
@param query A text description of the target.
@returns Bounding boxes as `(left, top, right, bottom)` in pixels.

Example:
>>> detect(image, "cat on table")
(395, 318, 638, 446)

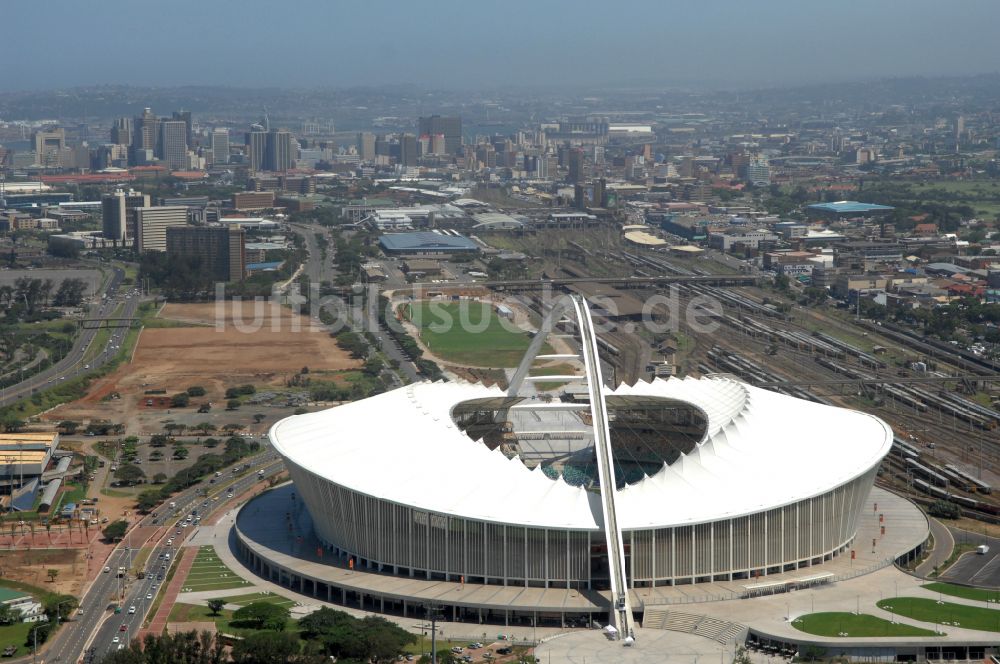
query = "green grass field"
(168, 602, 299, 638)
(922, 582, 1000, 604)
(219, 591, 298, 609)
(878, 598, 1000, 632)
(791, 612, 941, 637)
(180, 546, 253, 593)
(0, 620, 33, 653)
(406, 301, 549, 367)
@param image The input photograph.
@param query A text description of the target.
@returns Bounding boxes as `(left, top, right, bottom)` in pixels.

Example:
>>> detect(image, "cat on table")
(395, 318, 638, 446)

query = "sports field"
(406, 301, 549, 367)
(791, 612, 941, 637)
(877, 598, 1000, 632)
(180, 546, 253, 593)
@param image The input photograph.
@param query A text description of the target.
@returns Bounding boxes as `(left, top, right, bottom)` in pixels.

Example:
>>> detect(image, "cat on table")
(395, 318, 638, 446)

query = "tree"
(207, 598, 226, 616)
(173, 447, 189, 461)
(152, 472, 167, 484)
(136, 490, 162, 513)
(57, 420, 80, 435)
(170, 393, 190, 408)
(252, 413, 265, 424)
(186, 386, 207, 397)
(928, 500, 961, 519)
(226, 399, 241, 411)
(231, 632, 299, 664)
(0, 604, 18, 625)
(149, 434, 169, 447)
(46, 568, 59, 583)
(102, 519, 129, 542)
(193, 422, 215, 435)
(114, 464, 146, 486)
(43, 594, 78, 622)
(231, 602, 290, 631)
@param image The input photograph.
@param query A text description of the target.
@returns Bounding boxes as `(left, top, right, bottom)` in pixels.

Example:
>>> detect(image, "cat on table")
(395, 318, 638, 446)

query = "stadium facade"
(274, 378, 890, 588)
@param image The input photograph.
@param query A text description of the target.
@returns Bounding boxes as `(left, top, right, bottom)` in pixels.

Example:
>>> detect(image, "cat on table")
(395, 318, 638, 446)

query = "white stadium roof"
(269, 377, 892, 531)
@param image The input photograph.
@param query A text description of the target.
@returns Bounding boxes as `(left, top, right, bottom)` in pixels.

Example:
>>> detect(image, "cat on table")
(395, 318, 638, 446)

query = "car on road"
(113, 636, 120, 644)
(104, 566, 111, 573)
(128, 606, 136, 614)
(119, 624, 127, 632)
(146, 593, 152, 600)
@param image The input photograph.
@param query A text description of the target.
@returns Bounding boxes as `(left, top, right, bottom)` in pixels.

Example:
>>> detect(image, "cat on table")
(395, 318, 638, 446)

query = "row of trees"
(0, 277, 88, 316)
(134, 436, 260, 513)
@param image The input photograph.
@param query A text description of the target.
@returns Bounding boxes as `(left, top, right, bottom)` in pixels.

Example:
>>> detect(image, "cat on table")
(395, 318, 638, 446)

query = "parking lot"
(940, 530, 1000, 586)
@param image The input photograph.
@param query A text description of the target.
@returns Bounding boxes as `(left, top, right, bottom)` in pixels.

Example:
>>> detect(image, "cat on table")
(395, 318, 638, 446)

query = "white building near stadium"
(267, 296, 893, 638)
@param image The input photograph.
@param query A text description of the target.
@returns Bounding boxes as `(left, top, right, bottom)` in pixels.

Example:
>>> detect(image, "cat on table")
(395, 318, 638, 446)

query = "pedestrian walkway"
(915, 517, 954, 577)
(139, 544, 196, 639)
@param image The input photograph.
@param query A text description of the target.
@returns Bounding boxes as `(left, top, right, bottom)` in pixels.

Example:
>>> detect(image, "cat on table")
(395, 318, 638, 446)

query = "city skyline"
(5, 0, 1000, 92)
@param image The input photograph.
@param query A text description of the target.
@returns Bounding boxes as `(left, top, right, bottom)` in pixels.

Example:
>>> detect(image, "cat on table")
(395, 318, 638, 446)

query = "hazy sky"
(6, 0, 1000, 91)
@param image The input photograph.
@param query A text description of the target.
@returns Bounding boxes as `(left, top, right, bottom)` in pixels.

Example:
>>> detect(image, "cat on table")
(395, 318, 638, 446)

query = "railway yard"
(464, 231, 1000, 526)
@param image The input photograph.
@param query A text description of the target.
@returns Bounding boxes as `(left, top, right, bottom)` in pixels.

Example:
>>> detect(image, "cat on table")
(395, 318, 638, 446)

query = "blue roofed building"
(379, 231, 479, 257)
(806, 201, 895, 218)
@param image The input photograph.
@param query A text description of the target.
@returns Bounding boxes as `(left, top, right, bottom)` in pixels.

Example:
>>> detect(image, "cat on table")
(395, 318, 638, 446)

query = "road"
(0, 265, 139, 408)
(19, 450, 285, 664)
(938, 527, 1000, 587)
(290, 223, 420, 384)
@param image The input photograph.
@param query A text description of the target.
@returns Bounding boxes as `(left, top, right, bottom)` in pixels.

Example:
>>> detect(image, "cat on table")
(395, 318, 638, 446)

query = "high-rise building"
(430, 133, 447, 156)
(399, 133, 418, 166)
(211, 129, 230, 165)
(33, 128, 66, 168)
(160, 120, 188, 169)
(265, 130, 294, 171)
(102, 189, 150, 244)
(245, 127, 267, 172)
(133, 107, 159, 154)
(356, 132, 376, 161)
(417, 115, 462, 154)
(135, 206, 189, 252)
(166, 225, 246, 282)
(745, 159, 771, 187)
(172, 110, 193, 146)
(567, 148, 585, 184)
(110, 118, 132, 146)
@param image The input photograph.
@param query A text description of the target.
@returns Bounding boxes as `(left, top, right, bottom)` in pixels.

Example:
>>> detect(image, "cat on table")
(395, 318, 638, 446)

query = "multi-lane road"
(290, 223, 420, 383)
(35, 451, 285, 664)
(0, 264, 139, 408)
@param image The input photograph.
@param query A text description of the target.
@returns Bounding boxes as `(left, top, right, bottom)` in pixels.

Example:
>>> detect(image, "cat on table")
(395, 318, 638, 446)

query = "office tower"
(245, 126, 267, 172)
(430, 133, 446, 156)
(33, 128, 66, 168)
(102, 189, 150, 243)
(211, 129, 230, 165)
(166, 225, 246, 282)
(567, 148, 585, 183)
(745, 159, 770, 187)
(418, 115, 462, 154)
(357, 132, 376, 161)
(135, 206, 188, 252)
(265, 129, 294, 171)
(160, 120, 188, 169)
(399, 134, 418, 167)
(172, 110, 193, 146)
(593, 178, 606, 208)
(374, 135, 391, 157)
(133, 107, 159, 153)
(110, 118, 133, 146)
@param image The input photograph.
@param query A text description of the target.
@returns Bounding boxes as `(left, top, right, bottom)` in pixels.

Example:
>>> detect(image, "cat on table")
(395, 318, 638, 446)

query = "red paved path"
(140, 546, 196, 639)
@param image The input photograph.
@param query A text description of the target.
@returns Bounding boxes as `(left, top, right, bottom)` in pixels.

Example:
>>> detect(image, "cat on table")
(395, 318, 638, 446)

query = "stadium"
(258, 296, 895, 636)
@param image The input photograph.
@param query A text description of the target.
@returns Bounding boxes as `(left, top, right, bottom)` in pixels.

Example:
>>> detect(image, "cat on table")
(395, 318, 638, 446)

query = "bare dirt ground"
(45, 302, 360, 433)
